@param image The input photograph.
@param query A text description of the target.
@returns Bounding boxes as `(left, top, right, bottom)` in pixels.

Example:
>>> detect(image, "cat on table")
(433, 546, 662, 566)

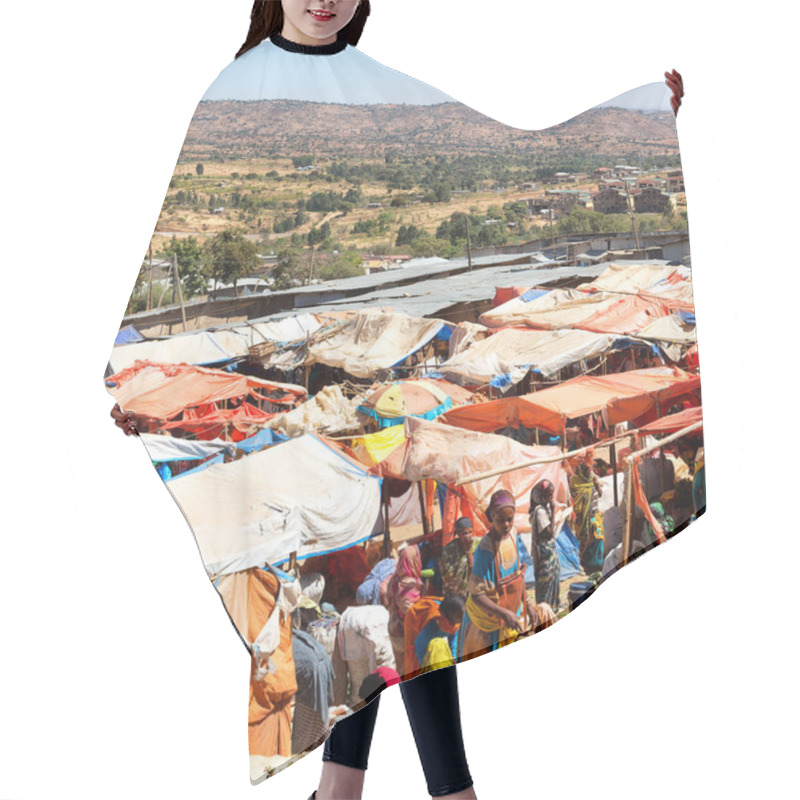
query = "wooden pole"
(454, 429, 647, 487)
(303, 331, 311, 391)
(465, 216, 473, 272)
(626, 420, 703, 460)
(147, 242, 154, 311)
(622, 456, 634, 565)
(417, 481, 430, 537)
(307, 244, 316, 285)
(610, 441, 619, 508)
(172, 253, 188, 332)
(288, 551, 297, 575)
(382, 491, 391, 558)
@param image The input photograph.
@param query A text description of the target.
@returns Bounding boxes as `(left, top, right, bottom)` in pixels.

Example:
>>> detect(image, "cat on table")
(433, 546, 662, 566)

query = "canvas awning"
(370, 417, 571, 537)
(164, 434, 382, 575)
(481, 287, 615, 330)
(637, 405, 703, 435)
(635, 314, 697, 361)
(438, 327, 620, 387)
(138, 432, 236, 462)
(109, 329, 250, 373)
(306, 309, 447, 378)
(106, 361, 306, 420)
(576, 262, 679, 294)
(441, 366, 701, 435)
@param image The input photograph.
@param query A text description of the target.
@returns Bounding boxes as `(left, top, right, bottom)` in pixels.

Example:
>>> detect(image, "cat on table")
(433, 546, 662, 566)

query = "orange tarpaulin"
(492, 286, 528, 307)
(441, 367, 701, 435)
(578, 293, 674, 335)
(369, 418, 571, 540)
(638, 405, 703, 435)
(161, 401, 276, 441)
(106, 360, 305, 420)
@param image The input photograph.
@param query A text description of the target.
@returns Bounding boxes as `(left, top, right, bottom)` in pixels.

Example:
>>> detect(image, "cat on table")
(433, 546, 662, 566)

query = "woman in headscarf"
(569, 447, 605, 575)
(385, 543, 423, 672)
(529, 479, 561, 611)
(439, 517, 475, 597)
(457, 490, 529, 658)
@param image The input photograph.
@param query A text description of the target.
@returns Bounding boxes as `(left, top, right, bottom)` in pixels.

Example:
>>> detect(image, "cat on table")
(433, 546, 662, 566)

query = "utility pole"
(147, 242, 154, 311)
(465, 216, 473, 271)
(623, 179, 640, 251)
(307, 244, 316, 285)
(172, 252, 188, 332)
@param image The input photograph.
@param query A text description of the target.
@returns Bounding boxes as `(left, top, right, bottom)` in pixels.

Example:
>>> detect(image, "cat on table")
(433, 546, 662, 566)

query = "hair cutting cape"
(104, 32, 706, 784)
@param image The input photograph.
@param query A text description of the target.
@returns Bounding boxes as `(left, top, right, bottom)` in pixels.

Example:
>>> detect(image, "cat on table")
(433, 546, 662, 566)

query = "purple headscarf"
(486, 489, 516, 521)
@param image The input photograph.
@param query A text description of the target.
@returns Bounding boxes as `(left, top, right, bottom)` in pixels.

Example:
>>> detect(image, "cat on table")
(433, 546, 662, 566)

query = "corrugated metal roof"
(263, 262, 609, 321)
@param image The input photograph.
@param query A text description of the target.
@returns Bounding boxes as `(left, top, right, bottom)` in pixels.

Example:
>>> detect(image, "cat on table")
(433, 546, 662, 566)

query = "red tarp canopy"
(637, 405, 703, 435)
(441, 367, 701, 435)
(106, 360, 306, 420)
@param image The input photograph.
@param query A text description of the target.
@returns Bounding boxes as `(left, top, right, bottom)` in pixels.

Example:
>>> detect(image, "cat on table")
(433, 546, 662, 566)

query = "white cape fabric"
(104, 27, 705, 786)
(202, 38, 454, 105)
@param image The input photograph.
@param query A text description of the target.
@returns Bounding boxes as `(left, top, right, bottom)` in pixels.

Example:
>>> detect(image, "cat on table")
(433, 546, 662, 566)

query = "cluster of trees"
(549, 205, 685, 237)
(305, 188, 363, 213)
(269, 247, 363, 290)
(352, 211, 394, 236)
(323, 152, 677, 197)
(126, 229, 260, 314)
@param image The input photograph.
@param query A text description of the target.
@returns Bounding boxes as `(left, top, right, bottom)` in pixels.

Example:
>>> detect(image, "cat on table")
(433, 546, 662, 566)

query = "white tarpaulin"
(139, 432, 236, 462)
(439, 328, 619, 386)
(109, 329, 249, 372)
(577, 262, 678, 294)
(166, 434, 382, 575)
(268, 385, 363, 436)
(635, 314, 697, 360)
(231, 313, 325, 346)
(481, 288, 617, 330)
(306, 309, 446, 378)
(447, 321, 490, 358)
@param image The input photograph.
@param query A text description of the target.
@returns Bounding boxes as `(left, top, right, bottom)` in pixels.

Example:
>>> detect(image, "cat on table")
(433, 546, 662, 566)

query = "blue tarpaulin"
(236, 428, 289, 454)
(115, 325, 144, 345)
(555, 523, 582, 580)
(521, 288, 549, 303)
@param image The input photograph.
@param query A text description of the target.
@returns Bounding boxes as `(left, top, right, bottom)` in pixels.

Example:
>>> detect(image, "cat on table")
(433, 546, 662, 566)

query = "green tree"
(308, 221, 331, 246)
(318, 250, 363, 280)
(271, 247, 308, 290)
(204, 228, 258, 298)
(196, 163, 204, 176)
(159, 236, 208, 299)
(396, 224, 424, 247)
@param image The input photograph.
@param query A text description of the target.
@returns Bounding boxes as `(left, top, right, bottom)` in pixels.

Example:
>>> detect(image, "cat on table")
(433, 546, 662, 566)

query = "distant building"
(592, 187, 629, 214)
(666, 170, 685, 192)
(634, 188, 677, 214)
(636, 177, 666, 190)
(545, 189, 592, 210)
(361, 254, 411, 274)
(593, 167, 613, 180)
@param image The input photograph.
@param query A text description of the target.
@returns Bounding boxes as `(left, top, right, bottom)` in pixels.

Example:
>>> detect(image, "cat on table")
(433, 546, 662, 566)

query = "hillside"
(180, 100, 679, 163)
